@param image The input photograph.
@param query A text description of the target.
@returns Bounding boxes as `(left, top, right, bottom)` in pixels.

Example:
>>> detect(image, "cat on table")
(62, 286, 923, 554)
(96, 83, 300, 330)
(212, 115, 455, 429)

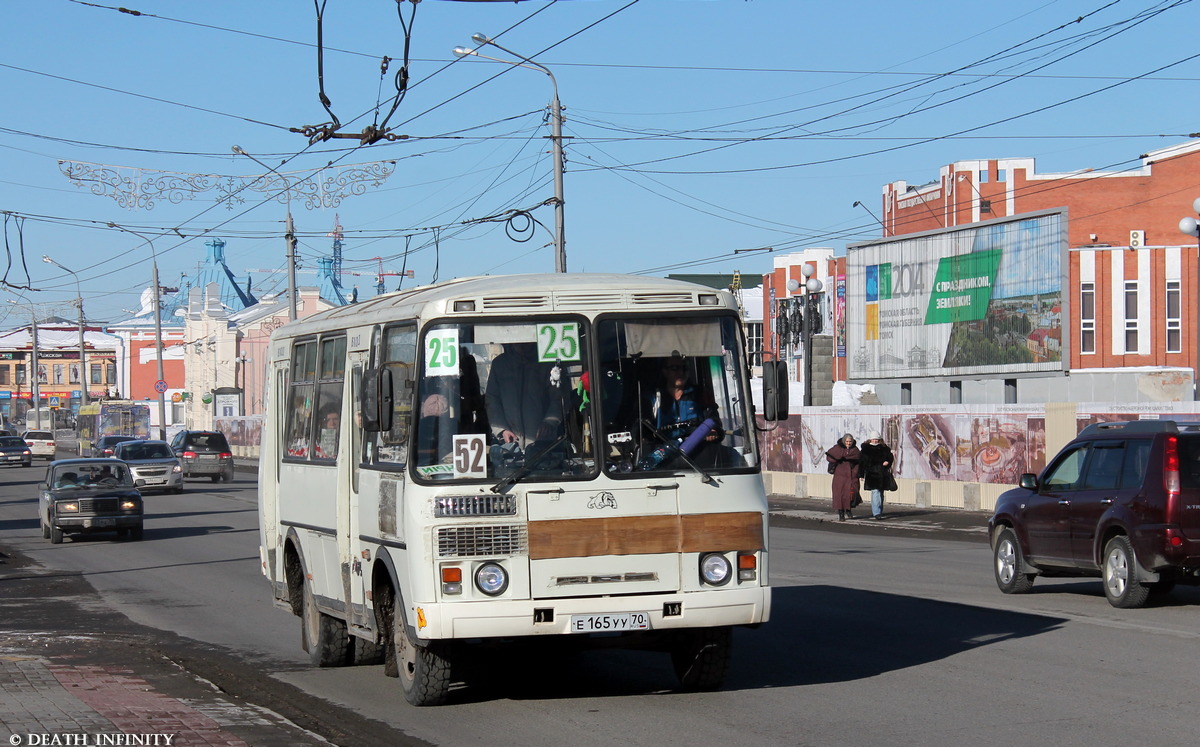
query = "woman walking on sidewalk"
(826, 433, 861, 521)
(859, 431, 895, 520)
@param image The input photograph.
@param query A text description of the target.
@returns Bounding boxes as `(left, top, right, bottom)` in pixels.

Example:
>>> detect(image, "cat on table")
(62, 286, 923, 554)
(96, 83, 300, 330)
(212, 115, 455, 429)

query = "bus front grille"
(437, 524, 527, 558)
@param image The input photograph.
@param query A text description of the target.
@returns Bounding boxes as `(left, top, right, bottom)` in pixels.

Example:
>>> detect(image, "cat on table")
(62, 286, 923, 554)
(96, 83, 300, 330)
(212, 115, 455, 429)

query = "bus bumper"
(414, 586, 771, 640)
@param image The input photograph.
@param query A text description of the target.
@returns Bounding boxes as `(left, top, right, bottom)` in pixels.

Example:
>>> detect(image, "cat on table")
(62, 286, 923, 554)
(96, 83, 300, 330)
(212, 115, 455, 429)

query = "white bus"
(258, 274, 788, 706)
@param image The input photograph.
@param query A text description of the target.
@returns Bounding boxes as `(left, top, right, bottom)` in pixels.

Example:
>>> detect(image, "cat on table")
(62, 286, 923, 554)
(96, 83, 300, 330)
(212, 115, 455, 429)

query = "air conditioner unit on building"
(1129, 230, 1145, 248)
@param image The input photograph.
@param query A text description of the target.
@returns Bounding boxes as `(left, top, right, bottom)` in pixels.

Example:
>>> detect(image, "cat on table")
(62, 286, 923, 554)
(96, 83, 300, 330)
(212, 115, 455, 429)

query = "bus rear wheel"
(302, 578, 351, 667)
(671, 626, 732, 692)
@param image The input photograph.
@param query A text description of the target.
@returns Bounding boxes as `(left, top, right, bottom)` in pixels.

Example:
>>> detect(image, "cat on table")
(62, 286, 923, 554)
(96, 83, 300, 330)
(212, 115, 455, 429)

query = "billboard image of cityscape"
(845, 210, 1066, 380)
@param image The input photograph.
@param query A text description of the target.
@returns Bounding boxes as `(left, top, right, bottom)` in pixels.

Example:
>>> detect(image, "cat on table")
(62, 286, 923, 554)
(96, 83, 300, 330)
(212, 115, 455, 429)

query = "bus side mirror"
(762, 360, 789, 421)
(360, 367, 394, 432)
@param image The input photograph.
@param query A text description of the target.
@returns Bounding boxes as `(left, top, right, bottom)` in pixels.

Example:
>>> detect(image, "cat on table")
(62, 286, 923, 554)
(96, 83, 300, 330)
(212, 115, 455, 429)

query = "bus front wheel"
(382, 594, 451, 706)
(671, 626, 732, 692)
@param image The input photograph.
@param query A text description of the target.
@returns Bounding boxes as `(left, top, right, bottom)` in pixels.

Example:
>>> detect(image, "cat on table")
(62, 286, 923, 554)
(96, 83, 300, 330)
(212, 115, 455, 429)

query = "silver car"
(112, 439, 184, 494)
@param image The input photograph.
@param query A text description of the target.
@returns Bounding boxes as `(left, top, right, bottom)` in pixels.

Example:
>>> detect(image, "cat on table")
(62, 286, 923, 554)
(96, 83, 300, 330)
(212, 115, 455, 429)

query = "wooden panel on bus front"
(528, 511, 763, 560)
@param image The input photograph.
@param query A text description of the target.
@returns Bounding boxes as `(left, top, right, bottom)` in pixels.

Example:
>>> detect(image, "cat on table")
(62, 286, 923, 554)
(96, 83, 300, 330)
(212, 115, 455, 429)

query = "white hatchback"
(21, 431, 57, 461)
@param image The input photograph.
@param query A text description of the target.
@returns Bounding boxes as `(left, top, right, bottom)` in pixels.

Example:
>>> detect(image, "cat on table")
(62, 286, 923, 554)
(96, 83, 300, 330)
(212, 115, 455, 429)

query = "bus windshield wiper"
(640, 419, 716, 485)
(490, 432, 570, 494)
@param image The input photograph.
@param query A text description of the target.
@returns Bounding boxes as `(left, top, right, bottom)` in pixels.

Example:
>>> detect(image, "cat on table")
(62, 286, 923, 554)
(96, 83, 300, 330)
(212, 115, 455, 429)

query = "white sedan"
(20, 430, 56, 461)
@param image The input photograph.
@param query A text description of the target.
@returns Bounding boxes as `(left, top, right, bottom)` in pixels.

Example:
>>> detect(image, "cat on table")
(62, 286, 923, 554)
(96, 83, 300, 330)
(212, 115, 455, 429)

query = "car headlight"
(58, 501, 79, 513)
(120, 500, 139, 510)
(700, 553, 732, 586)
(172, 464, 182, 473)
(474, 562, 508, 596)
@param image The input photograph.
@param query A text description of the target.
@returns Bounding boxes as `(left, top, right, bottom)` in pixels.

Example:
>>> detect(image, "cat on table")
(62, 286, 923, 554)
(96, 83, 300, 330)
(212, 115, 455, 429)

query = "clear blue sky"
(2, 0, 1197, 323)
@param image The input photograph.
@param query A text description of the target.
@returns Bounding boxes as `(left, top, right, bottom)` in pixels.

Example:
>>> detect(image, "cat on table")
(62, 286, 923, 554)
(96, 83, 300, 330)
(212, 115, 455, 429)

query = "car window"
(186, 433, 230, 451)
(1119, 439, 1152, 489)
(1179, 436, 1200, 490)
(24, 431, 51, 440)
(1043, 444, 1089, 490)
(1082, 443, 1125, 490)
(0, 437, 24, 447)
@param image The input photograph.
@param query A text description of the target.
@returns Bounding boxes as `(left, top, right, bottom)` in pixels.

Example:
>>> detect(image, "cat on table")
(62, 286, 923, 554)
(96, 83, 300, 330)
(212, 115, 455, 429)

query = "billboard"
(846, 210, 1067, 380)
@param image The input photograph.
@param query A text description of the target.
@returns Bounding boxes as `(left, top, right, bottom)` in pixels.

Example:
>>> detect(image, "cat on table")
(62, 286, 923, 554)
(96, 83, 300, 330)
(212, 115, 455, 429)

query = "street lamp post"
(788, 264, 824, 407)
(41, 255, 87, 409)
(1178, 196, 1200, 401)
(454, 34, 566, 273)
(108, 224, 169, 440)
(233, 146, 298, 320)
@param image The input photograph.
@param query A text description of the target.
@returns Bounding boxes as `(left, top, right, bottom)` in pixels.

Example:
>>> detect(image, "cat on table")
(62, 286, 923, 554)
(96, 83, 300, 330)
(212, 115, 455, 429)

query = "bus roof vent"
(555, 292, 625, 309)
(632, 292, 695, 306)
(480, 294, 551, 311)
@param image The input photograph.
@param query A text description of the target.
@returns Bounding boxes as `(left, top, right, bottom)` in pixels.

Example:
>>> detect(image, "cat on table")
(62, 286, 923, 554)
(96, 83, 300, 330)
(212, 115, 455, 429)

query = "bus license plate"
(570, 613, 651, 633)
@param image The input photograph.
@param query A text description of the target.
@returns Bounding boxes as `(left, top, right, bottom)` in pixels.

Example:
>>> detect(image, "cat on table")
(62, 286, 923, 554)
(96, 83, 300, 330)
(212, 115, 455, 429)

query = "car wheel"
(173, 486, 184, 495)
(211, 475, 221, 483)
(1103, 535, 1150, 608)
(671, 626, 732, 691)
(302, 578, 352, 667)
(129, 524, 144, 541)
(50, 526, 63, 544)
(993, 527, 1035, 594)
(41, 521, 50, 539)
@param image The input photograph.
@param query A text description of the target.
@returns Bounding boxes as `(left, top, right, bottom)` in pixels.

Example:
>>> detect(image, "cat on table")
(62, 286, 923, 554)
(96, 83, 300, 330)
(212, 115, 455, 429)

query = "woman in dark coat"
(859, 430, 895, 520)
(825, 433, 861, 521)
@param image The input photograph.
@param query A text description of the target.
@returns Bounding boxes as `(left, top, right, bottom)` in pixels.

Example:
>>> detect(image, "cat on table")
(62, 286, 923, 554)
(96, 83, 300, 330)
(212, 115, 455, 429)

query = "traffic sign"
(47, 396, 61, 409)
(154, 380, 169, 394)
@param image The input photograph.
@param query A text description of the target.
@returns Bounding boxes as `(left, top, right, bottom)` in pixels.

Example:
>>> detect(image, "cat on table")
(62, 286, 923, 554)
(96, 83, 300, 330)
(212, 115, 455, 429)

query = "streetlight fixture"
(454, 34, 567, 273)
(7, 299, 40, 419)
(41, 255, 88, 409)
(1178, 196, 1200, 401)
(788, 264, 824, 407)
(232, 145, 298, 320)
(108, 224, 169, 440)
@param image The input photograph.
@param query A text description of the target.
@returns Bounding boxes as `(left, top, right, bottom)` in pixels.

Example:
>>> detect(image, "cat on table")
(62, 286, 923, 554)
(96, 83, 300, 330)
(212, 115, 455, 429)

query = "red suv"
(989, 420, 1200, 608)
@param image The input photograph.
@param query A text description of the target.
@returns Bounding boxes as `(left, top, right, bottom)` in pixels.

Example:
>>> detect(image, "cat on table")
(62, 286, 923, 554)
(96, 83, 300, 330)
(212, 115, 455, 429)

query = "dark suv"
(170, 430, 235, 483)
(990, 420, 1200, 608)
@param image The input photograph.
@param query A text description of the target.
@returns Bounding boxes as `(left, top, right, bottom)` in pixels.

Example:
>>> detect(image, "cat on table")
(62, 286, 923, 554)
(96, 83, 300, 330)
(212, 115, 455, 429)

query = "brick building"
(881, 139, 1200, 379)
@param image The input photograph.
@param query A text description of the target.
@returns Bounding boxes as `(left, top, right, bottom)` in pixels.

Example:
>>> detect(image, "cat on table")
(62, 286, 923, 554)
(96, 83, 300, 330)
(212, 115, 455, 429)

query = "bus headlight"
(699, 553, 732, 586)
(474, 562, 508, 596)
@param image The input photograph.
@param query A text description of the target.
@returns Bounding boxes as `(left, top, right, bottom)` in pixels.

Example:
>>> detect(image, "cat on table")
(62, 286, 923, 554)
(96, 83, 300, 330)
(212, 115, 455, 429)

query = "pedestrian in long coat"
(826, 433, 861, 521)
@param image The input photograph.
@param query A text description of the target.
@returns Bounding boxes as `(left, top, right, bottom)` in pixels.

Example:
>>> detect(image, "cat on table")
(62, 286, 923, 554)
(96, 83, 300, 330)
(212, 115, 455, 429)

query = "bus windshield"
(405, 314, 754, 483)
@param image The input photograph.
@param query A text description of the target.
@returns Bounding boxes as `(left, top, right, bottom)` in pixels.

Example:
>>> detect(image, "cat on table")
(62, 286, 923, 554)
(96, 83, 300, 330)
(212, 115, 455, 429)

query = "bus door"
(345, 356, 371, 634)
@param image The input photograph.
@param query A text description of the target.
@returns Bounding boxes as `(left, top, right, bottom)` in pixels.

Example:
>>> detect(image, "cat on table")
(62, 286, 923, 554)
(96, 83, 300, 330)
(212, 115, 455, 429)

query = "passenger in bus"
(639, 354, 724, 469)
(315, 403, 341, 459)
(485, 342, 566, 450)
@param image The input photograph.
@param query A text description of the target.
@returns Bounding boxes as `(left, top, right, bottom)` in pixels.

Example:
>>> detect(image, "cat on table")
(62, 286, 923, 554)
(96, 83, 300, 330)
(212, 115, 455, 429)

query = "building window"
(900, 382, 911, 405)
(950, 380, 962, 404)
(16, 364, 26, 385)
(0, 366, 8, 386)
(746, 322, 763, 367)
(1004, 378, 1017, 404)
(1080, 282, 1095, 354)
(980, 199, 992, 214)
(979, 170, 989, 184)
(69, 364, 80, 384)
(90, 364, 102, 384)
(106, 364, 116, 384)
(1166, 280, 1181, 353)
(1124, 280, 1138, 352)
(997, 169, 1007, 183)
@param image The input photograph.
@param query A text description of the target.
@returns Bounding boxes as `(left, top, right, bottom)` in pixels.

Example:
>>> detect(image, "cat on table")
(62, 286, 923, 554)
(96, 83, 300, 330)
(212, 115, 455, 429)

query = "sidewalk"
(769, 493, 990, 541)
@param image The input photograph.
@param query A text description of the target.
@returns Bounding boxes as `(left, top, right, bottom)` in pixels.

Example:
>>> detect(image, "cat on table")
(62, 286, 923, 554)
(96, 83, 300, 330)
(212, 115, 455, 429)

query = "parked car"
(989, 419, 1200, 608)
(38, 458, 143, 543)
(112, 439, 184, 494)
(170, 430, 234, 483)
(0, 435, 33, 467)
(21, 430, 57, 461)
(91, 435, 141, 458)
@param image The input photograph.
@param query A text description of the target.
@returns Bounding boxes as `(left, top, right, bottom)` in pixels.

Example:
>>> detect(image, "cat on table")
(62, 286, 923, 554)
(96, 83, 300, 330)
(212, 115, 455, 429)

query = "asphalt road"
(4, 463, 1200, 746)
